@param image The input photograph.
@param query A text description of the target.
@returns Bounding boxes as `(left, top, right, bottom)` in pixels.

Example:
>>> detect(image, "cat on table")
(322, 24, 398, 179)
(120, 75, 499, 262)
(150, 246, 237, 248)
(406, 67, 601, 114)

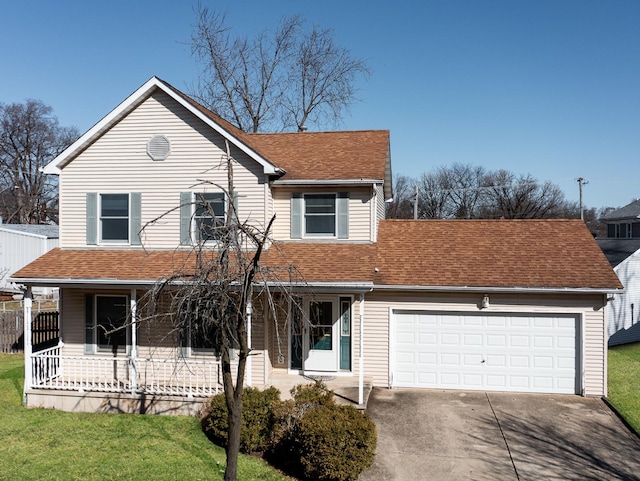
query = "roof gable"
(43, 77, 392, 192)
(43, 77, 280, 176)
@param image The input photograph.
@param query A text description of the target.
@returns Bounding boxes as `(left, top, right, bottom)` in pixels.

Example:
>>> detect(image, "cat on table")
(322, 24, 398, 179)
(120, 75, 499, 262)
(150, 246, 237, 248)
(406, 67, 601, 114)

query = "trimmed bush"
(201, 386, 281, 454)
(294, 403, 377, 481)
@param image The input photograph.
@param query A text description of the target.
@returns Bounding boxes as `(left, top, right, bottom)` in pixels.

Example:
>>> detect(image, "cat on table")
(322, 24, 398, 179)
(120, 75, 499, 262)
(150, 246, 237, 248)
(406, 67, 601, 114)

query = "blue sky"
(2, 0, 639, 209)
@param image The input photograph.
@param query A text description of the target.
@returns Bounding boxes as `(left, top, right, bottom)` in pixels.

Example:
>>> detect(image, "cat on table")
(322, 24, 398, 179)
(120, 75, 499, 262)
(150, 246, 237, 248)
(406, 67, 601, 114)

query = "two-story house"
(12, 77, 622, 414)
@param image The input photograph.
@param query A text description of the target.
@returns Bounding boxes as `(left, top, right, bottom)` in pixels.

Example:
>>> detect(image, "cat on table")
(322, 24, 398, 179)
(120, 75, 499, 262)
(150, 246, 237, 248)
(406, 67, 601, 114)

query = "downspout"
(246, 300, 252, 387)
(23, 287, 33, 405)
(130, 289, 137, 395)
(359, 293, 364, 405)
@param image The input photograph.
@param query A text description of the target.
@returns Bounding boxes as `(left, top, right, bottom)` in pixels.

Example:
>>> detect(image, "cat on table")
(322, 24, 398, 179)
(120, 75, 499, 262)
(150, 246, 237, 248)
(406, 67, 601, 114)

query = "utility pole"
(576, 177, 589, 220)
(413, 184, 418, 220)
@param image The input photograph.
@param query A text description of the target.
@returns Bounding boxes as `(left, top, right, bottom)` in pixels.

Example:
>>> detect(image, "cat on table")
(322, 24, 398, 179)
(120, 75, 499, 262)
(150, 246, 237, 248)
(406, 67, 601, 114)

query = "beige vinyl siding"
(59, 91, 269, 249)
(271, 186, 374, 241)
(362, 291, 607, 396)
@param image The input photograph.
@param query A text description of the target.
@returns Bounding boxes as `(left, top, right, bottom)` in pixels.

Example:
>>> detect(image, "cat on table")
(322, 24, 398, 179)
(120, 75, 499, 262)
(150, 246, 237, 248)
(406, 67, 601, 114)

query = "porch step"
(265, 374, 373, 410)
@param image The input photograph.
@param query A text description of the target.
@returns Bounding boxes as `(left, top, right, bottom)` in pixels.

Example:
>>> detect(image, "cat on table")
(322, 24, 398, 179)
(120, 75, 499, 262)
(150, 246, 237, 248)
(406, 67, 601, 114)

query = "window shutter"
(291, 193, 303, 239)
(84, 294, 95, 354)
(130, 193, 142, 245)
(180, 192, 192, 245)
(86, 193, 97, 245)
(337, 192, 349, 239)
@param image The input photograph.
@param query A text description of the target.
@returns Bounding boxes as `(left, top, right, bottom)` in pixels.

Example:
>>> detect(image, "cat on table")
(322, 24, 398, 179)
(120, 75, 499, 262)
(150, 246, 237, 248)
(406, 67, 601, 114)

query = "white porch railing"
(30, 346, 222, 397)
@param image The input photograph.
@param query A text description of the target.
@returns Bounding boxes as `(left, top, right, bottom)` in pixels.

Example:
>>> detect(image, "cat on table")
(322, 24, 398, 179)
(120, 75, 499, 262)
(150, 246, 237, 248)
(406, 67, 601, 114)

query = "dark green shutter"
(337, 192, 349, 239)
(291, 193, 302, 239)
(130, 192, 142, 245)
(84, 294, 95, 354)
(180, 192, 192, 245)
(86, 193, 97, 245)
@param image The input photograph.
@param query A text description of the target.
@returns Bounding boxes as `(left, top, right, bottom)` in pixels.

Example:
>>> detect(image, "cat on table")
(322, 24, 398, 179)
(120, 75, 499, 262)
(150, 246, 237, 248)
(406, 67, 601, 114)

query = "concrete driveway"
(360, 389, 640, 481)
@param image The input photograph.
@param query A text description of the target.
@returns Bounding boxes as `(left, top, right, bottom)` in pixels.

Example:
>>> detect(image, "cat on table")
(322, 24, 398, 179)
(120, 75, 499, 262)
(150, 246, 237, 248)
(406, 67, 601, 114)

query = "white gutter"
(372, 284, 624, 295)
(271, 179, 382, 187)
(358, 293, 364, 406)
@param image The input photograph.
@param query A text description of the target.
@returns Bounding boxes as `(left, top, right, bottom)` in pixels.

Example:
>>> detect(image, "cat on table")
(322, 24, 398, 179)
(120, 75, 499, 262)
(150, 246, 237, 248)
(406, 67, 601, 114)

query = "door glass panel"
(310, 301, 333, 351)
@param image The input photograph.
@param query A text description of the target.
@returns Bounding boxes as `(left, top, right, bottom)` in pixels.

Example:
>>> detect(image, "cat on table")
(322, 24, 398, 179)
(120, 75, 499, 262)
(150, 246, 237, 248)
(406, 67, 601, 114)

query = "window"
(179, 301, 238, 357)
(83, 295, 129, 353)
(305, 194, 336, 236)
(614, 223, 632, 239)
(100, 194, 129, 242)
(290, 192, 348, 240)
(194, 192, 226, 242)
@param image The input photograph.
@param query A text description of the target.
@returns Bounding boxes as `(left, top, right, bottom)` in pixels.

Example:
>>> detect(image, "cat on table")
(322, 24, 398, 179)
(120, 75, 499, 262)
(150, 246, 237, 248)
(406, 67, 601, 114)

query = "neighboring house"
(602, 198, 640, 239)
(598, 238, 640, 345)
(0, 223, 59, 298)
(11, 77, 622, 415)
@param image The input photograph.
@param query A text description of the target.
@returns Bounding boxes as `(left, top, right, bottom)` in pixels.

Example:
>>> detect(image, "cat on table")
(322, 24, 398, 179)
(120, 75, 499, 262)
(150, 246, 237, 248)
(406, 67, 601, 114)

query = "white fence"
(30, 346, 222, 397)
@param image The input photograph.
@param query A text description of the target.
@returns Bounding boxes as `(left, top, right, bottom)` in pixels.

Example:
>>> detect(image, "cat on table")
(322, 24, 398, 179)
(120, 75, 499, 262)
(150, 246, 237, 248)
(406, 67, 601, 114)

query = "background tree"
(385, 175, 414, 219)
(190, 5, 370, 133)
(0, 100, 78, 224)
(479, 170, 566, 219)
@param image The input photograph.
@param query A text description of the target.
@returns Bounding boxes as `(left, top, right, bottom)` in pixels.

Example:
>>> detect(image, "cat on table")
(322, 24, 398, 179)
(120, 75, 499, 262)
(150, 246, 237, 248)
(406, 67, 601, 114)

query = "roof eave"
(271, 179, 383, 187)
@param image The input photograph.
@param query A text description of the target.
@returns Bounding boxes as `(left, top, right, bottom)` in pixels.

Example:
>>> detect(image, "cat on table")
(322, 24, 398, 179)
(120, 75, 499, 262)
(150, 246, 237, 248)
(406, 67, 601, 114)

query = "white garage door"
(392, 311, 579, 394)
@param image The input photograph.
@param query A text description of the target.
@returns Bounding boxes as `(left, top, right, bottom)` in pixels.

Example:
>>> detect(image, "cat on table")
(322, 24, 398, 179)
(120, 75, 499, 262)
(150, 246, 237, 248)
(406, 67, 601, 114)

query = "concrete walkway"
(360, 389, 640, 481)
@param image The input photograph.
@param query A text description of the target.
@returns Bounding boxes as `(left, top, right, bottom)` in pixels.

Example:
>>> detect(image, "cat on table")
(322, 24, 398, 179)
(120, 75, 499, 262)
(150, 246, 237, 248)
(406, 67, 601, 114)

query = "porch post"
(130, 289, 137, 394)
(23, 287, 33, 404)
(358, 293, 364, 405)
(246, 300, 252, 387)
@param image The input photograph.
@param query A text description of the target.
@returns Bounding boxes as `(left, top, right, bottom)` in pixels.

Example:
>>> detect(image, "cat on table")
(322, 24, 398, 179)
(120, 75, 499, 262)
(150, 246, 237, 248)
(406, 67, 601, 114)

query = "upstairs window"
(290, 192, 349, 239)
(194, 192, 226, 242)
(305, 194, 336, 236)
(100, 194, 129, 242)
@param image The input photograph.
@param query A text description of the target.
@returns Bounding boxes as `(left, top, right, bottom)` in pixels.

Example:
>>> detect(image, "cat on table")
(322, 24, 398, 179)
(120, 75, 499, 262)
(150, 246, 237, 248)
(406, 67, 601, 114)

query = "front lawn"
(0, 354, 288, 481)
(608, 343, 640, 434)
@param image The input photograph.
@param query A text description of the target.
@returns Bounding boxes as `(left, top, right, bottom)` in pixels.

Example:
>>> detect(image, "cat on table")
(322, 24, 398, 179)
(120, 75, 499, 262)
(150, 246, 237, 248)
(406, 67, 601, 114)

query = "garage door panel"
(392, 311, 578, 394)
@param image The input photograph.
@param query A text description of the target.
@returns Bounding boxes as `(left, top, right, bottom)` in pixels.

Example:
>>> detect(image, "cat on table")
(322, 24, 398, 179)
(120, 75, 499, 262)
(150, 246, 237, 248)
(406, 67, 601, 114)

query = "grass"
(608, 343, 640, 434)
(0, 354, 289, 481)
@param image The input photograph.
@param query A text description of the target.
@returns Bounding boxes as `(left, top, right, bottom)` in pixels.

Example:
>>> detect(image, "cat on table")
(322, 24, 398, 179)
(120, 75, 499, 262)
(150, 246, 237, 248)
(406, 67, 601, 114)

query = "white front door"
(304, 300, 339, 372)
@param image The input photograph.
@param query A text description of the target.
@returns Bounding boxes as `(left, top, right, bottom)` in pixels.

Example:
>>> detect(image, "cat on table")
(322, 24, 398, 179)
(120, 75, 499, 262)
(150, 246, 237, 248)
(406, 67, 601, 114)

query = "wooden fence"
(0, 310, 23, 353)
(0, 310, 60, 354)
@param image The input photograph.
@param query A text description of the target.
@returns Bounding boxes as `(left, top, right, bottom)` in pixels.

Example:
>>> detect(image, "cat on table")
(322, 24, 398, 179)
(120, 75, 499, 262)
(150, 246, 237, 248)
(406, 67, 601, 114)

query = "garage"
(392, 310, 580, 394)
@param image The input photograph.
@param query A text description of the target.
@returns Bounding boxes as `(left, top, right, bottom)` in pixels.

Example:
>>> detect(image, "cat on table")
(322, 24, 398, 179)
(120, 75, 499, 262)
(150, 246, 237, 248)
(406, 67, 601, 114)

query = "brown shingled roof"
(248, 131, 390, 181)
(12, 219, 621, 291)
(158, 79, 389, 182)
(374, 219, 623, 289)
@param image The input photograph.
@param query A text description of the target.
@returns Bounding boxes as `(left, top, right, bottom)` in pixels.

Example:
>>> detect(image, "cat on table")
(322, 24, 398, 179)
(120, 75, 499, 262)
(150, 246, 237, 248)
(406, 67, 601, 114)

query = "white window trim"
(99, 193, 130, 245)
(303, 193, 338, 239)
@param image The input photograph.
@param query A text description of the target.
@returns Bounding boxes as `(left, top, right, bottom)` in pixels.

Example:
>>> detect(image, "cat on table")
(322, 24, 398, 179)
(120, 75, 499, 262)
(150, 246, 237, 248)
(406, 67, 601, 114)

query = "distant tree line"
(387, 163, 609, 236)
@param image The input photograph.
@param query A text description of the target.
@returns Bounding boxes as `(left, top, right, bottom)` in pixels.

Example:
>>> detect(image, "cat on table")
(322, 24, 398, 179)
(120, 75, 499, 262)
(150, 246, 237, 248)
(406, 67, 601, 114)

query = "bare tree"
(386, 175, 414, 219)
(0, 100, 78, 224)
(190, 5, 369, 133)
(141, 144, 303, 481)
(417, 168, 453, 219)
(480, 170, 566, 219)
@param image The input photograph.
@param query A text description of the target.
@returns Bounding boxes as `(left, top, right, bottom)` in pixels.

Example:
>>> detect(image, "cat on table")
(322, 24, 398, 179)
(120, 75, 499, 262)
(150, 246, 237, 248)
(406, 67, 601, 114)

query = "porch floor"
(265, 372, 373, 409)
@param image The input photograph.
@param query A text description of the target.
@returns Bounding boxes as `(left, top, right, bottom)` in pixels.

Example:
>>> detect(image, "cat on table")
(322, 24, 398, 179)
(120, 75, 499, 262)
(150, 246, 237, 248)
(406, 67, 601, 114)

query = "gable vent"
(147, 135, 171, 161)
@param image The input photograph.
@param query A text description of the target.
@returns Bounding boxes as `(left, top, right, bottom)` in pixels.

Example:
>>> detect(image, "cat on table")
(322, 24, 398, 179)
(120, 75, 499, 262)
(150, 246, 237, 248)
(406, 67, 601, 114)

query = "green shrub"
(201, 386, 281, 454)
(294, 403, 377, 481)
(290, 381, 335, 408)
